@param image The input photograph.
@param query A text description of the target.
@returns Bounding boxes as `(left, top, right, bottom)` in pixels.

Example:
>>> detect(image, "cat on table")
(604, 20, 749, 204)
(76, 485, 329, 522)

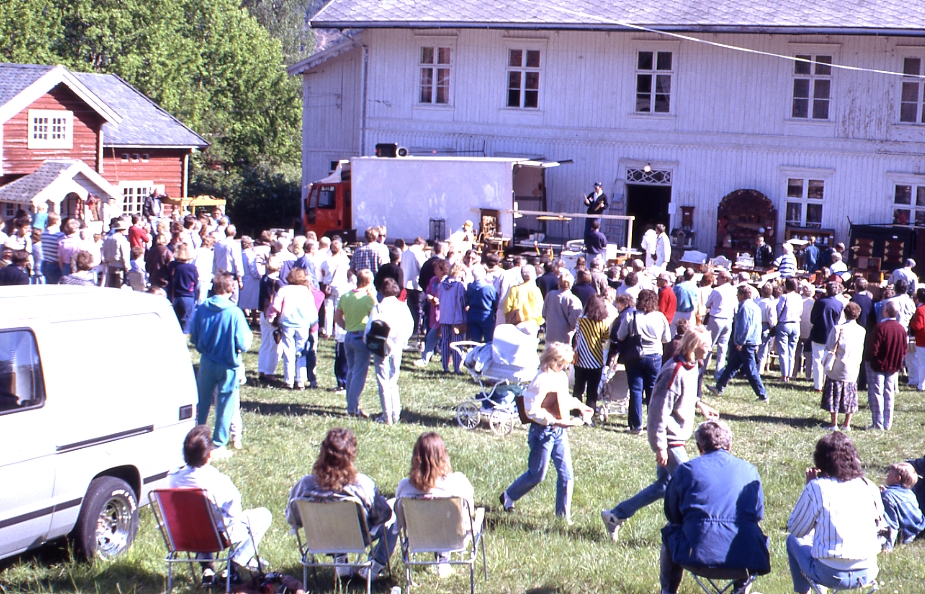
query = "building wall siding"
(2, 85, 103, 175)
(298, 28, 925, 250)
(101, 149, 186, 198)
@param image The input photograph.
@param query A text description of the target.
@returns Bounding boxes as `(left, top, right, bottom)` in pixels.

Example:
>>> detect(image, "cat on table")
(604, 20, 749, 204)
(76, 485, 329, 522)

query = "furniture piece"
(290, 497, 390, 594)
(149, 488, 244, 594)
(848, 224, 917, 275)
(684, 566, 758, 594)
(396, 496, 487, 594)
(671, 206, 696, 249)
(715, 190, 777, 260)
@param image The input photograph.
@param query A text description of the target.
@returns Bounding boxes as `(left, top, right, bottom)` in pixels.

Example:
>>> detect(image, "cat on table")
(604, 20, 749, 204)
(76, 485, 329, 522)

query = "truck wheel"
(73, 476, 138, 560)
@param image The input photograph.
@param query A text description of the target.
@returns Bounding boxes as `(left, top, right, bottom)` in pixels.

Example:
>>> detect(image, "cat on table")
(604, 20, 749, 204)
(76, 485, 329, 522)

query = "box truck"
(302, 155, 560, 242)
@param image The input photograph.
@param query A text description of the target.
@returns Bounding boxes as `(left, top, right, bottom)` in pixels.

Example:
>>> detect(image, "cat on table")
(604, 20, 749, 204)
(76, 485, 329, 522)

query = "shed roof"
(73, 73, 208, 149)
(310, 0, 925, 34)
(0, 159, 119, 206)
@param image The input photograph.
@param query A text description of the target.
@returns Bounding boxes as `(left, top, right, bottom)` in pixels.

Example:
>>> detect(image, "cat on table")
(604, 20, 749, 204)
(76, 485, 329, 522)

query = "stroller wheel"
(596, 406, 609, 425)
(489, 411, 515, 436)
(456, 401, 481, 430)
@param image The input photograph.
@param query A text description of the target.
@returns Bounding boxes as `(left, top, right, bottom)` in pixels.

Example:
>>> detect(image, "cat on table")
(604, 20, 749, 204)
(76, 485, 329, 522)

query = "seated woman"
(396, 432, 477, 578)
(787, 431, 883, 594)
(286, 427, 397, 580)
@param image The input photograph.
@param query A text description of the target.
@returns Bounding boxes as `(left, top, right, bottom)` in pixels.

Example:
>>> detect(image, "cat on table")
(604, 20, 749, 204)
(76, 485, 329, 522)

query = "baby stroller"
(451, 324, 540, 436)
(595, 363, 629, 424)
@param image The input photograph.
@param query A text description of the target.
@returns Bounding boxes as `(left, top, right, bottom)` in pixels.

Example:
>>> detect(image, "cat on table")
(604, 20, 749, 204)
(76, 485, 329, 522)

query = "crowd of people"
(9, 203, 925, 592)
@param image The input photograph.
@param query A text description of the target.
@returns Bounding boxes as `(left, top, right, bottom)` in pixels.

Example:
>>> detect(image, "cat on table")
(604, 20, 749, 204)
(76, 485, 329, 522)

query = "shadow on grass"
(0, 538, 165, 591)
(720, 412, 822, 429)
(241, 400, 349, 418)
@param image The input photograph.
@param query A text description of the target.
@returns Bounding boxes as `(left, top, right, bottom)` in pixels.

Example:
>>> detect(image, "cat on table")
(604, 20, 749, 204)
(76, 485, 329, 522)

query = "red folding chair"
(149, 488, 237, 593)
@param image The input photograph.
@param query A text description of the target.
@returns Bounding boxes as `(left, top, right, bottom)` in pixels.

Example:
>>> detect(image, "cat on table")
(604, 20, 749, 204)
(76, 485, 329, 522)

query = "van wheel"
(73, 476, 138, 560)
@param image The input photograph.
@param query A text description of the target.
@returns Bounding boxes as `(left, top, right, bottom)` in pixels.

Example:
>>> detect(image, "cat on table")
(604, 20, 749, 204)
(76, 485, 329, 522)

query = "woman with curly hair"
(616, 288, 671, 433)
(396, 432, 476, 578)
(286, 428, 397, 580)
(787, 432, 883, 594)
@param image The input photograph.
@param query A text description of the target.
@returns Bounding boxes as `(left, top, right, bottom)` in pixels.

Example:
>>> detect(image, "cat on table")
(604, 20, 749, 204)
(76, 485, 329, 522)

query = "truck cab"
(303, 160, 353, 241)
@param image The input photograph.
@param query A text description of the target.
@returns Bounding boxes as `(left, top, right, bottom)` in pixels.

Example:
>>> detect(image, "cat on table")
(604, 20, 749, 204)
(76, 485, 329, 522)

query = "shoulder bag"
(822, 326, 842, 373)
(618, 312, 644, 366)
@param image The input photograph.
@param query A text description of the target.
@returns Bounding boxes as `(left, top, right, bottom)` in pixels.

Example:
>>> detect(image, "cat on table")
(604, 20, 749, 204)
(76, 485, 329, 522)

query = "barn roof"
(0, 63, 207, 149)
(73, 73, 208, 149)
(310, 0, 924, 34)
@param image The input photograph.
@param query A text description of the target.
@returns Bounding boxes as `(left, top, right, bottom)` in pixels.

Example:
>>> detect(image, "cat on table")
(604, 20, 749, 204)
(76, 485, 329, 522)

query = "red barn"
(0, 63, 208, 225)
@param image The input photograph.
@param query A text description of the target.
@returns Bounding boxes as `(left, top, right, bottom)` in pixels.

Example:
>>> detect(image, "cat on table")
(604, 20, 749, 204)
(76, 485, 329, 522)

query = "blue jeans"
(716, 344, 767, 400)
(786, 534, 877, 593)
(172, 295, 196, 334)
(42, 261, 62, 285)
(625, 354, 662, 430)
(776, 321, 800, 379)
(196, 357, 239, 448)
(371, 520, 399, 565)
(333, 341, 347, 389)
(610, 445, 687, 520)
(467, 316, 495, 343)
(344, 331, 371, 413)
(300, 331, 317, 387)
(505, 423, 573, 519)
(420, 325, 440, 362)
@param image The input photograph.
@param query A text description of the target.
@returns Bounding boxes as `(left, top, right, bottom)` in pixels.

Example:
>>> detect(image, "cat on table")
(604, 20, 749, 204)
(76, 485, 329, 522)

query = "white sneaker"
(210, 446, 233, 460)
(333, 554, 351, 578)
(413, 359, 428, 368)
(436, 563, 454, 578)
(601, 509, 626, 542)
(357, 559, 385, 581)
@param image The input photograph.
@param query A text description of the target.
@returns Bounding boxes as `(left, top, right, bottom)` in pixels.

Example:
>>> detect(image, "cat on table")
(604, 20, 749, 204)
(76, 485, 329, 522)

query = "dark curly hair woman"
(286, 428, 397, 580)
(786, 432, 882, 593)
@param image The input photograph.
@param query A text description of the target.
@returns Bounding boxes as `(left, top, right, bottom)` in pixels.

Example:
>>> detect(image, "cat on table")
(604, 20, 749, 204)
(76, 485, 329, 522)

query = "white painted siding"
(296, 28, 925, 251)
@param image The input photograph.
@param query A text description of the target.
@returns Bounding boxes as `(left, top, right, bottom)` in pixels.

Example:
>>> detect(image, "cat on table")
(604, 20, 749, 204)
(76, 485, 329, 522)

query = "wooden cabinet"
(714, 189, 777, 259)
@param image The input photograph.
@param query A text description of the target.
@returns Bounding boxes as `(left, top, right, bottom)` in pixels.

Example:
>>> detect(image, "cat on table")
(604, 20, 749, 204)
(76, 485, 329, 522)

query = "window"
(121, 153, 129, 162)
(0, 330, 46, 414)
(27, 109, 73, 149)
(131, 154, 140, 163)
(792, 55, 832, 119)
(141, 154, 150, 162)
(900, 57, 925, 124)
(892, 184, 925, 226)
(784, 178, 825, 228)
(635, 51, 673, 113)
(506, 49, 541, 109)
(2, 202, 15, 218)
(419, 46, 451, 105)
(121, 182, 152, 215)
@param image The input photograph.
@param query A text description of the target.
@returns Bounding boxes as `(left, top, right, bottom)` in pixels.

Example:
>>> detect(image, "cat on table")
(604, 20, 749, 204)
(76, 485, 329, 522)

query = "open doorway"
(626, 184, 671, 248)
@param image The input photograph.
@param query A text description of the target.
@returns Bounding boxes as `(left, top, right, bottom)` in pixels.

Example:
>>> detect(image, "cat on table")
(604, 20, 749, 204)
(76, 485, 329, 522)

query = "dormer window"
(27, 110, 73, 149)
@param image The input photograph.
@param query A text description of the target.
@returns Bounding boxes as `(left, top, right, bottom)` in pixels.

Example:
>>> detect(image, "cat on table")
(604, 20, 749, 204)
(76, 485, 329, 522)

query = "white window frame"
(27, 109, 73, 149)
(888, 173, 925, 227)
(898, 52, 925, 125)
(417, 41, 454, 106)
(790, 54, 834, 121)
(780, 167, 834, 230)
(119, 181, 153, 216)
(503, 40, 546, 110)
(634, 49, 675, 114)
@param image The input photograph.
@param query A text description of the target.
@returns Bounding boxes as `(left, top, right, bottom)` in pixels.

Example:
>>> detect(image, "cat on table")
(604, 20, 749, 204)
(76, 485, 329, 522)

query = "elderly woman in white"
(366, 277, 414, 424)
(820, 301, 866, 430)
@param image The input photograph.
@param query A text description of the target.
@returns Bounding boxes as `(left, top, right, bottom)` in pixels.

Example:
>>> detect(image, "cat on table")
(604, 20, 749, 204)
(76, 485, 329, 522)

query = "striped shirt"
(788, 477, 883, 569)
(41, 230, 63, 265)
(774, 253, 798, 277)
(574, 316, 611, 368)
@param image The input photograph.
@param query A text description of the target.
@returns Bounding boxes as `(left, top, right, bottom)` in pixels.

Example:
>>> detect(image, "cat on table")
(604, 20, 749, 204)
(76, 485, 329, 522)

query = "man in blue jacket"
(191, 272, 253, 458)
(706, 284, 767, 401)
(660, 420, 770, 594)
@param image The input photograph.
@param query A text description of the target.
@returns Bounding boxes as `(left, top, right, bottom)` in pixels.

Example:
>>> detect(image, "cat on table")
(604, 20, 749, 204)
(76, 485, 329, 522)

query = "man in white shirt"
(703, 269, 738, 381)
(888, 259, 918, 289)
(168, 425, 271, 584)
(320, 237, 351, 337)
(640, 226, 658, 268)
(654, 224, 671, 269)
(213, 225, 244, 301)
(401, 236, 428, 336)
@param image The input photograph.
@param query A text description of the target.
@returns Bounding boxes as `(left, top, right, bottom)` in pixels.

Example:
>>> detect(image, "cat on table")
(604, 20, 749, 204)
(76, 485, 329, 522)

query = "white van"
(0, 286, 197, 560)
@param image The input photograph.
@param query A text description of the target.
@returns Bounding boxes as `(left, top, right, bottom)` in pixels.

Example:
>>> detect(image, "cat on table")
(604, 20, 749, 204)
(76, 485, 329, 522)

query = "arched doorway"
(62, 193, 81, 218)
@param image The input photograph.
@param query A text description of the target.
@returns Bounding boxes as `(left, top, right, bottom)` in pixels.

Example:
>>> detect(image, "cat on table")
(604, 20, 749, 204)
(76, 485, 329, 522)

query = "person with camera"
(366, 278, 413, 424)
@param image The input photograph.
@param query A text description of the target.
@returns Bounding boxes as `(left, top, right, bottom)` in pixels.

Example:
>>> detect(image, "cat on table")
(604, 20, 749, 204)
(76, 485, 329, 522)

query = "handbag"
(505, 308, 525, 325)
(617, 312, 644, 366)
(822, 326, 842, 373)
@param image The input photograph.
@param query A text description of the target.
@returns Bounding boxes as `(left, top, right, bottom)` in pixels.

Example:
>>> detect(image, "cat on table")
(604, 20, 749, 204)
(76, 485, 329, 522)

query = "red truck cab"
(303, 160, 352, 240)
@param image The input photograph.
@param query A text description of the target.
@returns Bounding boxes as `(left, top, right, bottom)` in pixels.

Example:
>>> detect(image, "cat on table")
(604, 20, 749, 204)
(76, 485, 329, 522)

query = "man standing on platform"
(583, 182, 608, 236)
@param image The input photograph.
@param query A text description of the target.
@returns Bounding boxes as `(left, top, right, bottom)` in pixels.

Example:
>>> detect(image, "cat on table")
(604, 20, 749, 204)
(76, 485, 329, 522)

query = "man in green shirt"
(335, 269, 377, 416)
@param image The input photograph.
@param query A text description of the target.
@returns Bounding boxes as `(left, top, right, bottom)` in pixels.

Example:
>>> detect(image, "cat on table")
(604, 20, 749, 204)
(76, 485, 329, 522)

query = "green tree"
(241, 0, 314, 65)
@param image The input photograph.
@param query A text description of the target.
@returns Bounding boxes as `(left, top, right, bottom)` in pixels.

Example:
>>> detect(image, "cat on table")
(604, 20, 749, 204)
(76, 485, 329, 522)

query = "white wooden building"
(289, 0, 925, 256)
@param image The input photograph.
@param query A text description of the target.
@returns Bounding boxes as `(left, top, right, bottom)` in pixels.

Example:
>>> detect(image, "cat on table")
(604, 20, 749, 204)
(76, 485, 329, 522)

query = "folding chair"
(396, 496, 487, 594)
(149, 488, 247, 593)
(290, 497, 391, 594)
(684, 566, 758, 594)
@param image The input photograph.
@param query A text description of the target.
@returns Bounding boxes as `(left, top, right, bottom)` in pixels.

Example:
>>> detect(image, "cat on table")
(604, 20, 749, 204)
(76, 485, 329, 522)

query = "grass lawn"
(3, 335, 925, 593)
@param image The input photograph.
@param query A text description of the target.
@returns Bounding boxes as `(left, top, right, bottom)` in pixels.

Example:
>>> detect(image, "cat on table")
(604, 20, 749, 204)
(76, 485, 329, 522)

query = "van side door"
(0, 329, 55, 559)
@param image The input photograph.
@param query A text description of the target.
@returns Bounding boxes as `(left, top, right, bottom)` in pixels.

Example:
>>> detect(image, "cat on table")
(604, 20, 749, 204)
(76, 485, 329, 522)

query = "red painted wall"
(102, 149, 187, 198)
(2, 84, 103, 175)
